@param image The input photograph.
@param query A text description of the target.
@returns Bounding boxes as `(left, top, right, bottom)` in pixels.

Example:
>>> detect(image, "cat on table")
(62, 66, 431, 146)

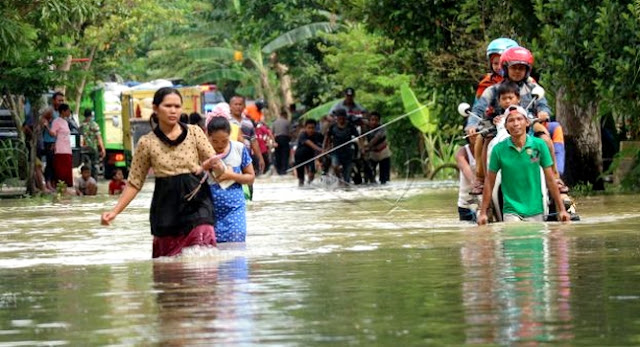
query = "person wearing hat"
(330, 87, 367, 118)
(477, 105, 570, 225)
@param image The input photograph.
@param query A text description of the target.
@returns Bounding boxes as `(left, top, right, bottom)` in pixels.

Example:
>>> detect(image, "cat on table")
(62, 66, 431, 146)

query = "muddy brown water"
(1, 179, 639, 345)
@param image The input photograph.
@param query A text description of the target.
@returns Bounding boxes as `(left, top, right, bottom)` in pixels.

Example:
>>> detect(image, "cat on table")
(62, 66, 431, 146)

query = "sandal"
(469, 180, 484, 195)
(556, 179, 569, 194)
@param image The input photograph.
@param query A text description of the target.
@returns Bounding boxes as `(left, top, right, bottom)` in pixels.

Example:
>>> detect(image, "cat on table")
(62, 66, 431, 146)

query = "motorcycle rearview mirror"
(531, 85, 545, 100)
(458, 103, 471, 117)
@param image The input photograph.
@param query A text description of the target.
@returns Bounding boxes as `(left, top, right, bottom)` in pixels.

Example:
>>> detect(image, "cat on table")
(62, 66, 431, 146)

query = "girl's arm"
(216, 147, 255, 185)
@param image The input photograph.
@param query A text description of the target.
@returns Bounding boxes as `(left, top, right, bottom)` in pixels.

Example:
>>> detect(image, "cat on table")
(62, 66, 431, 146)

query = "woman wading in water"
(101, 87, 222, 257)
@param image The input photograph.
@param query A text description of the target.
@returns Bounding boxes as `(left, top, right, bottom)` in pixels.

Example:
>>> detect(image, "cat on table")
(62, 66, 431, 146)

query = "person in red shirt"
(109, 168, 127, 195)
(255, 121, 275, 175)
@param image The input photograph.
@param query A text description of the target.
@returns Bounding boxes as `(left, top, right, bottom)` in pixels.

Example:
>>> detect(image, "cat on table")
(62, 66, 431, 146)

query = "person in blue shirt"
(207, 116, 256, 243)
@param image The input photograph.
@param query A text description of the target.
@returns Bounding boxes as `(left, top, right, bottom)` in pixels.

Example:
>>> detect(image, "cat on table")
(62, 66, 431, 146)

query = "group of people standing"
(26, 91, 108, 196)
(293, 88, 392, 187)
(456, 38, 571, 224)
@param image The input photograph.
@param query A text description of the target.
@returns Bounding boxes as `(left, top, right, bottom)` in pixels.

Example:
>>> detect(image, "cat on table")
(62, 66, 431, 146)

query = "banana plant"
(186, 19, 340, 119)
(400, 84, 458, 179)
(300, 98, 343, 120)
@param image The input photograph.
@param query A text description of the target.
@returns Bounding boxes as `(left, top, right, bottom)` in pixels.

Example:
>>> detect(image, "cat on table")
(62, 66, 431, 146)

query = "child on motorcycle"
(466, 38, 518, 194)
(469, 46, 568, 194)
(470, 81, 522, 192)
(475, 38, 519, 99)
(477, 106, 570, 224)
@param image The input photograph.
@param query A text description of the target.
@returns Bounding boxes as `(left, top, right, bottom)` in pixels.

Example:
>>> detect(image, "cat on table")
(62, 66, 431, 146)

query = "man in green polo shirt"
(477, 105, 570, 225)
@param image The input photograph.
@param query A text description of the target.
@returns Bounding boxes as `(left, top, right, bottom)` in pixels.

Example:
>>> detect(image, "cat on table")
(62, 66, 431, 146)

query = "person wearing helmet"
(469, 46, 569, 194)
(475, 38, 519, 99)
(477, 106, 570, 225)
(467, 38, 518, 195)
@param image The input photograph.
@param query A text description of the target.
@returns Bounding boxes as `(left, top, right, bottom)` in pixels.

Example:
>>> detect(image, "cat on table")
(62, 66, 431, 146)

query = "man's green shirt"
(488, 135, 553, 217)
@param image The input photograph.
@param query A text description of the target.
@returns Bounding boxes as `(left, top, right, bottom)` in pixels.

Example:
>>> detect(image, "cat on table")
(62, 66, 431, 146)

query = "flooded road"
(1, 178, 640, 345)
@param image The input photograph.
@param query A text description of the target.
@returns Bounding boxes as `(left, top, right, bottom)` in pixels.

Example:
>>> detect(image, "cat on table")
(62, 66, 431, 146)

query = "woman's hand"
(211, 160, 226, 177)
(101, 211, 118, 225)
(202, 154, 223, 171)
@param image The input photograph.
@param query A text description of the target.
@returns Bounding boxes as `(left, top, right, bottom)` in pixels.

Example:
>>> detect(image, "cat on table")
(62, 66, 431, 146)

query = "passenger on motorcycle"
(468, 46, 568, 194)
(475, 38, 519, 99)
(467, 38, 518, 194)
(477, 106, 570, 225)
(470, 81, 521, 195)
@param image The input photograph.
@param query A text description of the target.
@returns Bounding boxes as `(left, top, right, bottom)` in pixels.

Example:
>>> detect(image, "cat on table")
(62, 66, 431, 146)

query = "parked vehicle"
(121, 84, 203, 155)
(200, 84, 226, 114)
(87, 81, 205, 178)
(89, 83, 130, 179)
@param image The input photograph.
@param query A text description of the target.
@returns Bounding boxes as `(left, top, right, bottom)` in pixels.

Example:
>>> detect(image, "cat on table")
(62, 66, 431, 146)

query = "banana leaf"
(400, 84, 437, 134)
(187, 47, 238, 61)
(301, 98, 342, 120)
(192, 69, 249, 84)
(262, 22, 337, 54)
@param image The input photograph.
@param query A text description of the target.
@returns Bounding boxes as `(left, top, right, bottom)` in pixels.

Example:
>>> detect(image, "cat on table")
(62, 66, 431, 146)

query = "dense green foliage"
(2, 0, 640, 185)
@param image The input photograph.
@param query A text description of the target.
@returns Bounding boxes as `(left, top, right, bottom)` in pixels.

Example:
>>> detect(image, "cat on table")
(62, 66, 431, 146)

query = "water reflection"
(461, 224, 574, 345)
(152, 247, 253, 345)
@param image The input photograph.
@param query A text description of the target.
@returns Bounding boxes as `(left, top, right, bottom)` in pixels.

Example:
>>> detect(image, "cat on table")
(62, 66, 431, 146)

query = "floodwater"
(1, 177, 640, 346)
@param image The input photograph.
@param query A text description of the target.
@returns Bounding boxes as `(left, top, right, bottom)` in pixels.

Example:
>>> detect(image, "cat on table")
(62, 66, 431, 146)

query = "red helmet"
(500, 46, 534, 78)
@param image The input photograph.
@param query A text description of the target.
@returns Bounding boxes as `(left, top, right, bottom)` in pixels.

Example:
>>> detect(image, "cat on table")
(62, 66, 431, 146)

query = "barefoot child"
(207, 116, 255, 243)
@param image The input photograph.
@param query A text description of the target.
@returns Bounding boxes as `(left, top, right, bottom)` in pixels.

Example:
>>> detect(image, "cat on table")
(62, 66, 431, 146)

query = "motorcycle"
(458, 86, 579, 222)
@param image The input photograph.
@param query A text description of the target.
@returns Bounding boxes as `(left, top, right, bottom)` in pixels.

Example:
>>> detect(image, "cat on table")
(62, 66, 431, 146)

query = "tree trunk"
(273, 56, 294, 119)
(5, 94, 25, 141)
(259, 69, 281, 121)
(73, 46, 97, 117)
(555, 88, 604, 189)
(58, 47, 73, 94)
(26, 98, 46, 195)
(250, 49, 281, 121)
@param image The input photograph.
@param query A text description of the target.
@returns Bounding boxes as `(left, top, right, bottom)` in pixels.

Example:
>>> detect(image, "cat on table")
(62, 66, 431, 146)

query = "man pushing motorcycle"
(477, 106, 571, 225)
